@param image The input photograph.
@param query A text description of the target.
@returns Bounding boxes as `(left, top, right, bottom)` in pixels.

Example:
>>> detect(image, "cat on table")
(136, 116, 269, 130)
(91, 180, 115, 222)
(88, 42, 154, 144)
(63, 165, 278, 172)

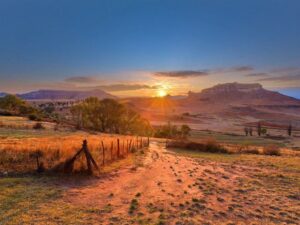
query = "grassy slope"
(170, 148, 300, 173)
(167, 148, 300, 224)
(190, 130, 293, 147)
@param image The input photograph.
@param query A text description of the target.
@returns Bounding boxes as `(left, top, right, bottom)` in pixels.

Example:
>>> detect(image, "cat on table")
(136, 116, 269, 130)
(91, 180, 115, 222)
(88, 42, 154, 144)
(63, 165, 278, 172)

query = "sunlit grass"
(0, 127, 145, 173)
(169, 148, 300, 172)
(0, 148, 146, 224)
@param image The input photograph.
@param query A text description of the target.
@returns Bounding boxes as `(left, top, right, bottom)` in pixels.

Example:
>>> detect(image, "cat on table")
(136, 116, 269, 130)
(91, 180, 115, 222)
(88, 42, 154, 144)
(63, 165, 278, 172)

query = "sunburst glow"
(157, 89, 167, 97)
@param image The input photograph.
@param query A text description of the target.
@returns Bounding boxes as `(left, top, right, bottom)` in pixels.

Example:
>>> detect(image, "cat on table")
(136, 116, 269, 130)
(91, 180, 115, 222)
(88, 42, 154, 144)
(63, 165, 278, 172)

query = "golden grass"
(0, 132, 148, 174)
(0, 116, 55, 130)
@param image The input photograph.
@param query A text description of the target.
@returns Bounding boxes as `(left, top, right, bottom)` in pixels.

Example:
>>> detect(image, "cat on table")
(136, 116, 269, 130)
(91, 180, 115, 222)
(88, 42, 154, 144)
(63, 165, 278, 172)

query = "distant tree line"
(244, 122, 293, 137)
(154, 122, 191, 139)
(70, 97, 153, 136)
(0, 94, 43, 120)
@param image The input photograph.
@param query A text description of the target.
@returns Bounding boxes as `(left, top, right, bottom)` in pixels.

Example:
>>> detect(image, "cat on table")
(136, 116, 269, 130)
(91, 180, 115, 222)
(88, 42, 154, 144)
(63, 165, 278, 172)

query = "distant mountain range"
(0, 92, 8, 98)
(0, 89, 116, 100)
(0, 83, 299, 105)
(1, 83, 300, 130)
(126, 82, 300, 130)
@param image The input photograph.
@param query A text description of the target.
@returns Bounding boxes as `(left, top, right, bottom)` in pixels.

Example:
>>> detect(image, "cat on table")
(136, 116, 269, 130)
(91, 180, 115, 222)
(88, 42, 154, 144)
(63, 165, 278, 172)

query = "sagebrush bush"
(262, 145, 281, 156)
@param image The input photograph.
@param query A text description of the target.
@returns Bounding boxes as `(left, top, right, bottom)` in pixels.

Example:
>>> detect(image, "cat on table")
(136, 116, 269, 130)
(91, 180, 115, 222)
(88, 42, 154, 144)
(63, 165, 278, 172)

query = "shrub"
(262, 145, 280, 156)
(166, 139, 229, 154)
(204, 138, 228, 153)
(261, 128, 267, 136)
(33, 122, 45, 130)
(241, 147, 259, 154)
(28, 114, 39, 121)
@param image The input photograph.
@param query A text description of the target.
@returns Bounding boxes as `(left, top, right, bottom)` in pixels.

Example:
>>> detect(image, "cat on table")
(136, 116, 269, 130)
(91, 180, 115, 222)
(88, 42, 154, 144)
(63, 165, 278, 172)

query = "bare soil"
(63, 141, 300, 224)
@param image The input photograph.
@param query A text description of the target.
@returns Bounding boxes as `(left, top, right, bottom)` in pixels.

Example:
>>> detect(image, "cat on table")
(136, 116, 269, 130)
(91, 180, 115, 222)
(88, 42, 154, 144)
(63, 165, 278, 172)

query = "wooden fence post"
(101, 141, 105, 166)
(122, 140, 125, 156)
(117, 139, 120, 158)
(82, 140, 99, 174)
(110, 141, 113, 161)
(129, 139, 132, 152)
(126, 140, 129, 154)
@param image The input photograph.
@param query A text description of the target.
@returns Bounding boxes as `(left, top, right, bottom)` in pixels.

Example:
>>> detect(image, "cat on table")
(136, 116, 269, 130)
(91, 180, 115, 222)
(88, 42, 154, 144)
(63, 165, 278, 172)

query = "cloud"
(153, 70, 209, 78)
(210, 66, 254, 74)
(94, 84, 159, 92)
(269, 67, 300, 74)
(152, 66, 254, 79)
(245, 73, 269, 77)
(258, 74, 300, 82)
(229, 66, 254, 72)
(64, 76, 97, 83)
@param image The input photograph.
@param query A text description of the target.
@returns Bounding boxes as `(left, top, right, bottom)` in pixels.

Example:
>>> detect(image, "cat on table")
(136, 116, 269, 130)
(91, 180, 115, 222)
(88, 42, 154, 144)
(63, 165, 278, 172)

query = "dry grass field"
(0, 116, 147, 174)
(0, 116, 299, 224)
(0, 141, 299, 224)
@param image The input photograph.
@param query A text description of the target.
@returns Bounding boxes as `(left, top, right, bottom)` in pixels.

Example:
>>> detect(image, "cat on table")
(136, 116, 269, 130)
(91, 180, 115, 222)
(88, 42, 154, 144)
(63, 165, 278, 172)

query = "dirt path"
(63, 141, 300, 225)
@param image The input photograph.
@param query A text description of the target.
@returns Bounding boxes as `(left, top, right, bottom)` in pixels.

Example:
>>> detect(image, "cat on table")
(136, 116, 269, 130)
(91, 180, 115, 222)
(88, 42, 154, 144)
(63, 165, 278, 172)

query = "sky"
(0, 0, 300, 98)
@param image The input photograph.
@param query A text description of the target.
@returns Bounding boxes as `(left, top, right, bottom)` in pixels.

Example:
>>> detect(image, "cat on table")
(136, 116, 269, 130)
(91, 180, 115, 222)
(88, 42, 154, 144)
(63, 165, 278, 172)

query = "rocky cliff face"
(200, 83, 263, 95)
(187, 83, 300, 105)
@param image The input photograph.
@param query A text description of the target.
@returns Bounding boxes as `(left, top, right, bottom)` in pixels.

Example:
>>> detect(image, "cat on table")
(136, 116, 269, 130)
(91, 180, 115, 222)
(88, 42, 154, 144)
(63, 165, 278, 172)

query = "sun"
(157, 89, 167, 97)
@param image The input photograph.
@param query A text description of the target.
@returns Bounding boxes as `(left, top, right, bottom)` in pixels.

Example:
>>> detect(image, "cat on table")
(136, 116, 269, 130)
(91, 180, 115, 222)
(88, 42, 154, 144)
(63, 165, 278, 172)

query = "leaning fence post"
(83, 140, 92, 173)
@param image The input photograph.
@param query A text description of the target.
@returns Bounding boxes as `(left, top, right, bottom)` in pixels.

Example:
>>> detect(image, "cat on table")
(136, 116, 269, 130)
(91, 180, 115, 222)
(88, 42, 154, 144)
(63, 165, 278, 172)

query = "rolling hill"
(17, 89, 116, 101)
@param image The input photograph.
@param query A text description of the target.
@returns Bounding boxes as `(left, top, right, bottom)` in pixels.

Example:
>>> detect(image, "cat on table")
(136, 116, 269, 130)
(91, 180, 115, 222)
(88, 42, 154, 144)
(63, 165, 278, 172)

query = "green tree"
(257, 122, 262, 136)
(180, 124, 191, 139)
(0, 94, 40, 117)
(0, 94, 25, 113)
(70, 98, 151, 135)
(287, 123, 292, 137)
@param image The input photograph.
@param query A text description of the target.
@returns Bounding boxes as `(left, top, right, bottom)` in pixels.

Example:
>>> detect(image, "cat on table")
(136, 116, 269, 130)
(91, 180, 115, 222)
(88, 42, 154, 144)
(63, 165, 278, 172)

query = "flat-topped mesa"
(200, 82, 263, 95)
(188, 83, 264, 98)
(186, 82, 300, 105)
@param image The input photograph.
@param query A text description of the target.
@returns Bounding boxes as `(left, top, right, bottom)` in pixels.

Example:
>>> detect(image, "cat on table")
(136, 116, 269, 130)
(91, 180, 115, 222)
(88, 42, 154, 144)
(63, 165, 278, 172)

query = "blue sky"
(0, 0, 300, 98)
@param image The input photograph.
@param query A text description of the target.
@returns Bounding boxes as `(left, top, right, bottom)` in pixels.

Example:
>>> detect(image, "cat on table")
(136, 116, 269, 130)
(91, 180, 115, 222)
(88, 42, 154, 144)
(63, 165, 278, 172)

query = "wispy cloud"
(153, 70, 209, 78)
(153, 66, 254, 79)
(64, 76, 98, 83)
(229, 66, 254, 72)
(269, 67, 300, 74)
(258, 74, 300, 82)
(245, 73, 269, 77)
(94, 84, 159, 92)
(211, 66, 254, 74)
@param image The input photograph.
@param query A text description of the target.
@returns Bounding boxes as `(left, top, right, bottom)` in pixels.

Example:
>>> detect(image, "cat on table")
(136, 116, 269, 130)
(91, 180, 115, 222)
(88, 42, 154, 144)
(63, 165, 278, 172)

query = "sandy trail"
(65, 141, 203, 210)
(63, 141, 300, 225)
